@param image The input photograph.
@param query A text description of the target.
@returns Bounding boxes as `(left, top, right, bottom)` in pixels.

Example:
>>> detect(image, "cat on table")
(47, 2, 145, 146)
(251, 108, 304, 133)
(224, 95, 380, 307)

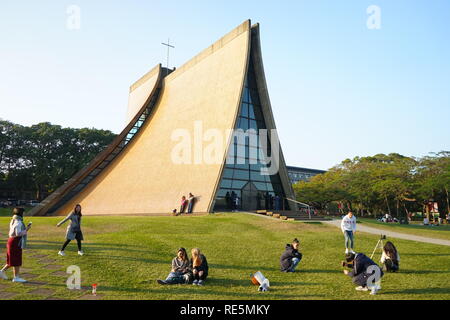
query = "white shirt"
(341, 215, 356, 233)
(9, 218, 26, 237)
(380, 251, 400, 263)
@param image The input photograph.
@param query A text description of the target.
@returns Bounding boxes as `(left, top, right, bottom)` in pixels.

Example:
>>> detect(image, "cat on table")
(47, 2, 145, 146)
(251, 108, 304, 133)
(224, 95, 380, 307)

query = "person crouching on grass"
(57, 204, 84, 256)
(190, 248, 209, 286)
(157, 247, 191, 285)
(0, 207, 32, 283)
(280, 238, 302, 272)
(343, 252, 384, 295)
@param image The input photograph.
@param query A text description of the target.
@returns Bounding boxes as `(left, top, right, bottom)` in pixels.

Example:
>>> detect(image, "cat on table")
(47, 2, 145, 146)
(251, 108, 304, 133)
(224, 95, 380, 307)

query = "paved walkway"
(324, 219, 450, 247)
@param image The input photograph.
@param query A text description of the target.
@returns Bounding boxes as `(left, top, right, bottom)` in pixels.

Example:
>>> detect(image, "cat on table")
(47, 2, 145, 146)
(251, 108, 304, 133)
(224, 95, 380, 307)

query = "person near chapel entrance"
(341, 211, 356, 254)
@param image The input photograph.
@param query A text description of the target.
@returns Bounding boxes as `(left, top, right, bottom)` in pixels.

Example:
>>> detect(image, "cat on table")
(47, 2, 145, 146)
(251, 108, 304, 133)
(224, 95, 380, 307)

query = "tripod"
(370, 236, 385, 260)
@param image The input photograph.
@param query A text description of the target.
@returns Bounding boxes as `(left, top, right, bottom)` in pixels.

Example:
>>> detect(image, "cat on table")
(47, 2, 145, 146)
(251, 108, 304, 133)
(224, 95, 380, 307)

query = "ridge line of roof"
(163, 19, 251, 83)
(129, 63, 161, 93)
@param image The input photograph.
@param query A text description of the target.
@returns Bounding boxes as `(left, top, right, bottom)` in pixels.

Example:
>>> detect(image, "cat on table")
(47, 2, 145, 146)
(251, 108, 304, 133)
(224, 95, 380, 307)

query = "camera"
(341, 261, 354, 268)
(380, 234, 386, 240)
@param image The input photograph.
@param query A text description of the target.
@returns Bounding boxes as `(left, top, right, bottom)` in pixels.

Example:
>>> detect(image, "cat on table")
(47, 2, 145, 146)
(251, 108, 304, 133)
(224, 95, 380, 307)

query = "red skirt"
(6, 237, 22, 267)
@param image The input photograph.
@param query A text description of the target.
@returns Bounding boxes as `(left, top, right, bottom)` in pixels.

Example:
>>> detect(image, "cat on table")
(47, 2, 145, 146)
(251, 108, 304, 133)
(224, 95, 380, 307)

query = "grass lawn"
(358, 218, 450, 241)
(0, 213, 449, 300)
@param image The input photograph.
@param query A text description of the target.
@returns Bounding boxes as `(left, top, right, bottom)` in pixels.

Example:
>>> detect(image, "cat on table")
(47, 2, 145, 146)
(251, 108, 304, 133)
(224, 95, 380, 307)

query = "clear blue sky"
(1, 1, 449, 170)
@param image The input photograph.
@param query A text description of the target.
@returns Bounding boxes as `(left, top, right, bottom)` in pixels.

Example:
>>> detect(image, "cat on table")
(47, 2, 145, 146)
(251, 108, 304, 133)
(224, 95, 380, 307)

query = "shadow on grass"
(44, 280, 321, 299)
(402, 253, 450, 257)
(386, 287, 450, 295)
(399, 269, 450, 275)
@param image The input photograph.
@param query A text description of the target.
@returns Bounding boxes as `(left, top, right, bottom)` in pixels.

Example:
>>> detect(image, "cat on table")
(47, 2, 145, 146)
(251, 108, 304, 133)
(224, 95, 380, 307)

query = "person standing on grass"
(280, 238, 302, 272)
(57, 204, 84, 256)
(157, 247, 191, 285)
(190, 248, 209, 286)
(341, 211, 356, 254)
(0, 207, 32, 283)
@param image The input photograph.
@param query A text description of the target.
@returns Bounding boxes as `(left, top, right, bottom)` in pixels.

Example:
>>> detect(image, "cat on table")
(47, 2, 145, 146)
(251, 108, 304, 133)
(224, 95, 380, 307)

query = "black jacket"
(348, 253, 384, 285)
(190, 254, 209, 275)
(280, 244, 302, 271)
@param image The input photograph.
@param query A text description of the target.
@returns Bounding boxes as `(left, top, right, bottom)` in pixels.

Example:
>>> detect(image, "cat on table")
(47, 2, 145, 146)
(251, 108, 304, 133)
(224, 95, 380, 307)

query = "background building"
(286, 166, 326, 184)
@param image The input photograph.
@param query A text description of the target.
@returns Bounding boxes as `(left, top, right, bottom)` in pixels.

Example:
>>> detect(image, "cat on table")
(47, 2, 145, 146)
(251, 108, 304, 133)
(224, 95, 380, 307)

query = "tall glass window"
(213, 56, 287, 212)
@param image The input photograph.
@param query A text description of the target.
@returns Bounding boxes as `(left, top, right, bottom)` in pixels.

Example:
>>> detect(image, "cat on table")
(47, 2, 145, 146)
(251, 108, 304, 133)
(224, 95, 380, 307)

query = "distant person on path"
(380, 241, 400, 272)
(57, 204, 84, 256)
(0, 207, 32, 283)
(187, 193, 195, 214)
(280, 238, 302, 272)
(343, 252, 384, 295)
(190, 248, 209, 285)
(157, 248, 191, 285)
(341, 211, 356, 254)
(180, 196, 188, 214)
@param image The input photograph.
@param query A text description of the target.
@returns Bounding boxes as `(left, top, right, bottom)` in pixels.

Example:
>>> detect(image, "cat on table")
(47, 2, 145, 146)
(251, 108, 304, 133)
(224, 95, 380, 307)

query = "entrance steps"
(252, 210, 331, 222)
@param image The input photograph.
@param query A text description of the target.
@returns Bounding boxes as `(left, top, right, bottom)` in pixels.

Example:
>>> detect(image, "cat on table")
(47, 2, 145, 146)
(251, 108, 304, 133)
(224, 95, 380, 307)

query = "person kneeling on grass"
(380, 241, 400, 272)
(280, 238, 302, 272)
(190, 248, 209, 286)
(157, 248, 191, 285)
(343, 252, 384, 295)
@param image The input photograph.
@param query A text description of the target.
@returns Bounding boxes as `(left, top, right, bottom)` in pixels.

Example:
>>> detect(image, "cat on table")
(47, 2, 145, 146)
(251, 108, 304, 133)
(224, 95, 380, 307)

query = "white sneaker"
(370, 287, 380, 295)
(78, 251, 84, 256)
(0, 270, 8, 280)
(355, 286, 368, 291)
(345, 248, 349, 254)
(12, 277, 27, 283)
(58, 250, 65, 256)
(350, 250, 356, 254)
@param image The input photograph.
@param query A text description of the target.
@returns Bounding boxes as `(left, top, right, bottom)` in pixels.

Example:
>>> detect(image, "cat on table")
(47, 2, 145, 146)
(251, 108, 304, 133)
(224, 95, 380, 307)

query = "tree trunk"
(445, 187, 450, 214)
(385, 195, 391, 215)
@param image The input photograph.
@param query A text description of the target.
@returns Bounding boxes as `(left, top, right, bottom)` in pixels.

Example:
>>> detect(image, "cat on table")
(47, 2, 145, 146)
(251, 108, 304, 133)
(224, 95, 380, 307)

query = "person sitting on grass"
(280, 238, 302, 272)
(157, 248, 191, 285)
(343, 252, 384, 295)
(380, 241, 400, 272)
(190, 248, 209, 286)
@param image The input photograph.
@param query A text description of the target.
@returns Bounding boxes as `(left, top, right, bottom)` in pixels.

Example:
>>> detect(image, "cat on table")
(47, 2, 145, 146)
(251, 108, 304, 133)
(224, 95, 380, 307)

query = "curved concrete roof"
(48, 20, 251, 215)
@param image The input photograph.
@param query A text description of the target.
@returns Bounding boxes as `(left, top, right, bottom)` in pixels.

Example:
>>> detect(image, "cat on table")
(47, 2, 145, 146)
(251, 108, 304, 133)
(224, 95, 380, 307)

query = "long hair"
(383, 241, 398, 260)
(191, 248, 203, 267)
(74, 204, 82, 217)
(177, 248, 188, 262)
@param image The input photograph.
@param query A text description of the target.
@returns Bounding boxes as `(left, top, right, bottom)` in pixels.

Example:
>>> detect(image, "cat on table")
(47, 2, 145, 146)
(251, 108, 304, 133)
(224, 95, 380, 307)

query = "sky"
(0, 0, 449, 170)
